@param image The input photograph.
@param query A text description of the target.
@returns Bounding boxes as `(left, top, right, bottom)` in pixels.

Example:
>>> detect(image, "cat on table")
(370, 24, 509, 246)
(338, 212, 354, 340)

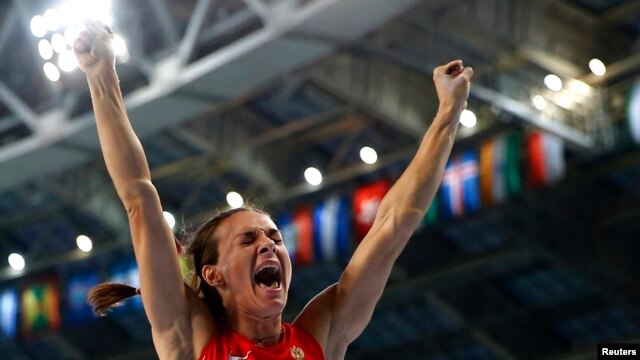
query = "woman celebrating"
(75, 19, 472, 360)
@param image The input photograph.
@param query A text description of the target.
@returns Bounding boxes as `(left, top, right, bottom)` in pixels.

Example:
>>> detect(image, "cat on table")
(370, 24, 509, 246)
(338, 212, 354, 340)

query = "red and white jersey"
(199, 323, 324, 360)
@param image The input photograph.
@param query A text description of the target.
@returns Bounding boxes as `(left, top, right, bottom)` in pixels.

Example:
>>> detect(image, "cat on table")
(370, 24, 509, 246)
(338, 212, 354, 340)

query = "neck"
(227, 311, 283, 347)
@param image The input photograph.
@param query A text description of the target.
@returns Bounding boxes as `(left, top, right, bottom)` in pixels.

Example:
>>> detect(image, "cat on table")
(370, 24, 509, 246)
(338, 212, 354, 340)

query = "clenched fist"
(433, 60, 473, 116)
(73, 19, 115, 75)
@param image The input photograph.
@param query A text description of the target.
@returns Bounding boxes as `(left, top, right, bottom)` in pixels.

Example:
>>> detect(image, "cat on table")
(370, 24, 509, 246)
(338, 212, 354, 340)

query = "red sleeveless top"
(199, 323, 324, 360)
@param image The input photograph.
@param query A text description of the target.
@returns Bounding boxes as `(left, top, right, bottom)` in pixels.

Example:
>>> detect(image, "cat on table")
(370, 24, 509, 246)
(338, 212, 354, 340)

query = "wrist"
(86, 66, 121, 98)
(437, 102, 464, 120)
(85, 63, 117, 80)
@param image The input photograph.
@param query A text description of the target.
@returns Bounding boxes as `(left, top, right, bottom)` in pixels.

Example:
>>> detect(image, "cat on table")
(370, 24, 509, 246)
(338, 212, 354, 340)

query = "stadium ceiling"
(1, 0, 640, 358)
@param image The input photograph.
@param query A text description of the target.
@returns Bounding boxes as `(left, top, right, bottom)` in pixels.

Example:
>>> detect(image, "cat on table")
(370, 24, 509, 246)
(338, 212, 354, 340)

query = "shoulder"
(197, 329, 228, 360)
(186, 285, 218, 357)
(293, 284, 350, 356)
(285, 323, 326, 359)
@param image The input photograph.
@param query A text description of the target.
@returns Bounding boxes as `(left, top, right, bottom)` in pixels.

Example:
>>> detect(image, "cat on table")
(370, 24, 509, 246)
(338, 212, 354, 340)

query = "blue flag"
(461, 151, 481, 214)
(441, 150, 480, 218)
(277, 213, 298, 265)
(313, 196, 351, 261)
(0, 288, 18, 339)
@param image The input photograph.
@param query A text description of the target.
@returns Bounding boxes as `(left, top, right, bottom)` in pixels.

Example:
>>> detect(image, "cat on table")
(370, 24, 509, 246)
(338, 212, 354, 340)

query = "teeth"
(256, 265, 278, 272)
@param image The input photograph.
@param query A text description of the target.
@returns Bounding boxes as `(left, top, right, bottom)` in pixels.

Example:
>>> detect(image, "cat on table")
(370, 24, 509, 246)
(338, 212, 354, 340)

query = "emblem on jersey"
(290, 346, 305, 359)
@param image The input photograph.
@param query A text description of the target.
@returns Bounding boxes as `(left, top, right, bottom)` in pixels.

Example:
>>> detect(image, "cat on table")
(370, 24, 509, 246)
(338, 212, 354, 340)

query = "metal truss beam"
(149, 0, 180, 47)
(0, 0, 420, 192)
(176, 0, 213, 65)
(0, 81, 39, 131)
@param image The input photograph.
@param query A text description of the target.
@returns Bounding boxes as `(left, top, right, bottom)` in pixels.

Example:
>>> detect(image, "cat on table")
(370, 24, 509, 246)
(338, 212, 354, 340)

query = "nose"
(257, 230, 276, 255)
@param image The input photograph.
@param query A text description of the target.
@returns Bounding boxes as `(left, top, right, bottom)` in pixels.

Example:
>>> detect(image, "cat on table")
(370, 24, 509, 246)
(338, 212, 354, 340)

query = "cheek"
(279, 248, 293, 283)
(220, 249, 249, 280)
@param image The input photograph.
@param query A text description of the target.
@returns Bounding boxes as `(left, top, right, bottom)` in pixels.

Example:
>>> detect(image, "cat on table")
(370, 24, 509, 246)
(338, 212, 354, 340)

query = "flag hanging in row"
(479, 132, 524, 206)
(278, 179, 390, 266)
(0, 288, 18, 340)
(313, 196, 350, 262)
(441, 151, 480, 218)
(526, 131, 565, 188)
(353, 179, 390, 242)
(21, 278, 60, 336)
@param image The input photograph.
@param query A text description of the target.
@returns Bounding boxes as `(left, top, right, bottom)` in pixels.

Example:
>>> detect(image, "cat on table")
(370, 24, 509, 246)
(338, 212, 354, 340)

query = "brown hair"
(88, 206, 266, 322)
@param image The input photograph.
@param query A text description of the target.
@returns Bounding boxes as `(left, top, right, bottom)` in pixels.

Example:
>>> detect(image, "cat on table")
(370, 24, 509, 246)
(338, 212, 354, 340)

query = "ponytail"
(87, 282, 140, 316)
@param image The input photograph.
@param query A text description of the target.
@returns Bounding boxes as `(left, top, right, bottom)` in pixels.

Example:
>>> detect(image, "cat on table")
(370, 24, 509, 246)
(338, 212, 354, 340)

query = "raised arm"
(74, 21, 211, 358)
(294, 60, 473, 357)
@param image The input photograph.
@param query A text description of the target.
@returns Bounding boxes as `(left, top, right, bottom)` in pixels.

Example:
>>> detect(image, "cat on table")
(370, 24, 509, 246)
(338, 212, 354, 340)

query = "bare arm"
(295, 60, 473, 357)
(74, 21, 212, 358)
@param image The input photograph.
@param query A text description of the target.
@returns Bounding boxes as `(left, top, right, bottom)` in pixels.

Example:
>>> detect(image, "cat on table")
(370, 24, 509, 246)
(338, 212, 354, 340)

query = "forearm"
(379, 104, 461, 218)
(87, 67, 152, 202)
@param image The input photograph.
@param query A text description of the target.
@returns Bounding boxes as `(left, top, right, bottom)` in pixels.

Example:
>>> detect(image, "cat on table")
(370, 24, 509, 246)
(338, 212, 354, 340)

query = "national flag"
(66, 271, 100, 325)
(278, 213, 297, 264)
(21, 279, 60, 335)
(526, 131, 565, 188)
(461, 151, 481, 213)
(278, 208, 315, 266)
(506, 132, 523, 196)
(526, 132, 546, 188)
(353, 179, 391, 242)
(479, 136, 507, 205)
(628, 82, 640, 144)
(479, 138, 495, 205)
(293, 206, 314, 266)
(441, 151, 480, 218)
(313, 196, 351, 261)
(0, 288, 18, 339)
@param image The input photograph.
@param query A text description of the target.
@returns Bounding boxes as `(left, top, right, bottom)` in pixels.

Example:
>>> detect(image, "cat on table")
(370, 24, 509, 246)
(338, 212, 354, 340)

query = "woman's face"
(211, 211, 292, 319)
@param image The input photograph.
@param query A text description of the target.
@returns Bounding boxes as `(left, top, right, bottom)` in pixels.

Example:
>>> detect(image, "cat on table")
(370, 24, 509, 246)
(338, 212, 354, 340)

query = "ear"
(202, 264, 225, 287)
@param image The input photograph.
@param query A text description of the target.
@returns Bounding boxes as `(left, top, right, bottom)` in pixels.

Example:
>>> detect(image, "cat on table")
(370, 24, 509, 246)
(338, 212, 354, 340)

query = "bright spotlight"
(64, 26, 80, 46)
(51, 33, 67, 54)
(589, 58, 606, 77)
(226, 191, 244, 209)
(76, 235, 93, 253)
(304, 167, 323, 186)
(43, 62, 60, 82)
(30, 15, 48, 37)
(43, 9, 62, 32)
(163, 211, 176, 230)
(58, 51, 77, 72)
(8, 253, 25, 271)
(460, 109, 477, 128)
(38, 39, 54, 60)
(359, 146, 378, 165)
(544, 74, 563, 92)
(532, 95, 547, 110)
(112, 34, 129, 62)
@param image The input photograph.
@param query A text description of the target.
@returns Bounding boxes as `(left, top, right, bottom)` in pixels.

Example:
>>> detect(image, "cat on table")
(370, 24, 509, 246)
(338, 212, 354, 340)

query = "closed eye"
(267, 229, 283, 244)
(240, 232, 257, 245)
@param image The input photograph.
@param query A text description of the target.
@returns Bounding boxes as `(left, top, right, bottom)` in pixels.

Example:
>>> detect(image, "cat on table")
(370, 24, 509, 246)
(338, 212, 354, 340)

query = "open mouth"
(253, 265, 281, 289)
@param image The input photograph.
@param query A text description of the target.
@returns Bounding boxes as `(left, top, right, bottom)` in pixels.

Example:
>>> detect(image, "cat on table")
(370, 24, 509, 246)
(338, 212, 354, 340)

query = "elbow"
(117, 180, 159, 216)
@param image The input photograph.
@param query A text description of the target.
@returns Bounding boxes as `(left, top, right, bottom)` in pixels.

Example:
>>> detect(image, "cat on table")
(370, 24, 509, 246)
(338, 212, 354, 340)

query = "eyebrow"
(234, 227, 281, 238)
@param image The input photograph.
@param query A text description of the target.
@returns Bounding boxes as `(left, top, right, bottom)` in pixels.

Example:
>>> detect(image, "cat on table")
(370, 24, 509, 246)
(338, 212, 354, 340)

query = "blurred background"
(0, 0, 640, 358)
